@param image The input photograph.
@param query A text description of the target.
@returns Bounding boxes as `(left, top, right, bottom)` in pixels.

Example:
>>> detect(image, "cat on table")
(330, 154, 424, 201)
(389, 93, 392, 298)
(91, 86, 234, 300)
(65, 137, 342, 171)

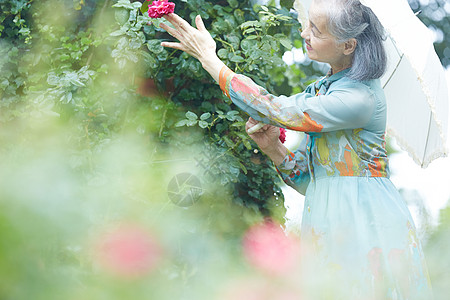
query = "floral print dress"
(219, 66, 433, 299)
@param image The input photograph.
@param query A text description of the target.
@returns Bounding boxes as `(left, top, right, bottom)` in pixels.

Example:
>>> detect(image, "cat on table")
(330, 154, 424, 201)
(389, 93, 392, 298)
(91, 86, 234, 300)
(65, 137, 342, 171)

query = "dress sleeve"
(219, 66, 375, 133)
(276, 135, 310, 195)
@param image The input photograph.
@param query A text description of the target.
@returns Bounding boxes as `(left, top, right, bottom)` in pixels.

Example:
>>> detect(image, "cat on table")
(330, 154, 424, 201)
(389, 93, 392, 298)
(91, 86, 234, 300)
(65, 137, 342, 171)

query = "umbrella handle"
(247, 122, 265, 134)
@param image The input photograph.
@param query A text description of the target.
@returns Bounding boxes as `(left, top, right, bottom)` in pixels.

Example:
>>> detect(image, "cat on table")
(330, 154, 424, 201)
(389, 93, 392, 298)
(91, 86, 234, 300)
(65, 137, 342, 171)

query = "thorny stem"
(216, 37, 244, 71)
(159, 103, 168, 138)
(216, 37, 235, 52)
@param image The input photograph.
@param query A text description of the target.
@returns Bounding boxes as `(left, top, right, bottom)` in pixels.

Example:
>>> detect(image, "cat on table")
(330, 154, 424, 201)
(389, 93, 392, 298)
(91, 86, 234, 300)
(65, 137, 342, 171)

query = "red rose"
(147, 0, 175, 19)
(279, 128, 286, 144)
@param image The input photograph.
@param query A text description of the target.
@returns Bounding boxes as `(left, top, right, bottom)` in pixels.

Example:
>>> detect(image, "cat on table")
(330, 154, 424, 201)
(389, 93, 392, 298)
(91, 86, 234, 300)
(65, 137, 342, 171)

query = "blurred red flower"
(147, 0, 175, 19)
(95, 224, 162, 277)
(242, 221, 300, 275)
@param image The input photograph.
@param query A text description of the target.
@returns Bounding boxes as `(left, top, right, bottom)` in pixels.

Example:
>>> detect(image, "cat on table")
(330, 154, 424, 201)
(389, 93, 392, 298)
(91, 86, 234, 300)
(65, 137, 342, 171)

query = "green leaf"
(243, 28, 256, 35)
(185, 111, 198, 120)
(280, 0, 295, 8)
(198, 121, 209, 128)
(243, 139, 252, 150)
(212, 19, 229, 32)
(234, 9, 245, 23)
(175, 119, 188, 127)
(230, 55, 245, 63)
(113, 0, 134, 10)
(147, 40, 164, 54)
(140, 1, 149, 14)
(245, 35, 258, 40)
(227, 0, 239, 9)
(226, 34, 240, 48)
(130, 37, 144, 49)
(132, 2, 143, 10)
(230, 121, 245, 128)
(110, 29, 125, 37)
(240, 21, 259, 30)
(18, 27, 30, 35)
(279, 37, 293, 49)
(156, 50, 168, 61)
(141, 51, 158, 69)
(81, 37, 91, 46)
(223, 136, 235, 148)
(200, 113, 211, 120)
(239, 162, 248, 174)
(187, 119, 198, 127)
(241, 39, 256, 52)
(115, 8, 129, 25)
(229, 166, 240, 177)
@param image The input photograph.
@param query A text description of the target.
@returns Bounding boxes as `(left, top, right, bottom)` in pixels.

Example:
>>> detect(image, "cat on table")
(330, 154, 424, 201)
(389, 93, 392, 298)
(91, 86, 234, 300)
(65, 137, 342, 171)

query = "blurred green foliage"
(0, 116, 262, 299)
(0, 0, 309, 298)
(0, 0, 310, 221)
(424, 205, 450, 300)
(408, 0, 450, 67)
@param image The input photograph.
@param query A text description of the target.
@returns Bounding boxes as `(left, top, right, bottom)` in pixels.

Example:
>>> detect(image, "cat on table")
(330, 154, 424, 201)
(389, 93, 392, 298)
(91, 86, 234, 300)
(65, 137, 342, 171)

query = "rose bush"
(0, 0, 316, 219)
(0, 1, 317, 299)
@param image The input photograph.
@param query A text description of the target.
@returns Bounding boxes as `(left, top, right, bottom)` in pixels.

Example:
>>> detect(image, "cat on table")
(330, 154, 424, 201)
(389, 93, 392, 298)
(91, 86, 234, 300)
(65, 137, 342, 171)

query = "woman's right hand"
(160, 14, 216, 62)
(159, 13, 225, 83)
(246, 117, 282, 152)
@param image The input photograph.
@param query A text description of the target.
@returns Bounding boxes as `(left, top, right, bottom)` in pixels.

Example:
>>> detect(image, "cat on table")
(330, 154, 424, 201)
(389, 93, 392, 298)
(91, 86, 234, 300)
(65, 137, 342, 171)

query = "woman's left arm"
(220, 67, 376, 133)
(159, 14, 225, 83)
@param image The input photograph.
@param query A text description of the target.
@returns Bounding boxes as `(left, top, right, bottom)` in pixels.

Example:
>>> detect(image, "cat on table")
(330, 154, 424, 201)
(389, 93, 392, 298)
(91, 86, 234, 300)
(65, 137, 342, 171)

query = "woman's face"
(300, 0, 351, 72)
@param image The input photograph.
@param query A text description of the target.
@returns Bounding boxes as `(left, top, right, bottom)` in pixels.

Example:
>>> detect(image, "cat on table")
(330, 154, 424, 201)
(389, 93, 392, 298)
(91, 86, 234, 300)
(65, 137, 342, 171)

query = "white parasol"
(361, 0, 448, 167)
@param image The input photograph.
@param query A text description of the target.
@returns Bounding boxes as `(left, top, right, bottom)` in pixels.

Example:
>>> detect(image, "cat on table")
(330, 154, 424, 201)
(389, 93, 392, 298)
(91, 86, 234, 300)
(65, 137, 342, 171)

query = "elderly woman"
(160, 0, 433, 298)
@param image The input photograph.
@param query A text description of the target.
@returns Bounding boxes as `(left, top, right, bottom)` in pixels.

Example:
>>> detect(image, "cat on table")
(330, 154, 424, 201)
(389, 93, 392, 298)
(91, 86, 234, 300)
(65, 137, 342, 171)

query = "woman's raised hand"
(160, 14, 216, 62)
(159, 14, 225, 82)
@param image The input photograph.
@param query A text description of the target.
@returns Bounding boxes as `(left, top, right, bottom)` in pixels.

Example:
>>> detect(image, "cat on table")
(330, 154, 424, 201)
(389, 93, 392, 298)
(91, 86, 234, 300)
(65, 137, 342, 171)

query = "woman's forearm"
(200, 54, 226, 84)
(260, 141, 289, 167)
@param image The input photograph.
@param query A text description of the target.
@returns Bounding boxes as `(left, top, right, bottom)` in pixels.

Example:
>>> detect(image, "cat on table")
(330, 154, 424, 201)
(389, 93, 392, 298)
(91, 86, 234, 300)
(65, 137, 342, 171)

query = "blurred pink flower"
(279, 128, 286, 144)
(95, 224, 162, 277)
(219, 277, 304, 300)
(147, 0, 175, 19)
(242, 221, 301, 275)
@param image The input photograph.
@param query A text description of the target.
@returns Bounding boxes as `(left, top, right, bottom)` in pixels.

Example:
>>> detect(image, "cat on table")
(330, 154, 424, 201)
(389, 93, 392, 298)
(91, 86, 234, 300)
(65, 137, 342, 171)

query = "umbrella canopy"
(294, 0, 449, 167)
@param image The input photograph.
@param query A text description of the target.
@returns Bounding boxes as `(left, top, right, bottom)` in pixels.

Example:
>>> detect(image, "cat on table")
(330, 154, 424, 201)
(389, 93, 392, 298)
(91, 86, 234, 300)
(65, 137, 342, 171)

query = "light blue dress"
(220, 67, 433, 299)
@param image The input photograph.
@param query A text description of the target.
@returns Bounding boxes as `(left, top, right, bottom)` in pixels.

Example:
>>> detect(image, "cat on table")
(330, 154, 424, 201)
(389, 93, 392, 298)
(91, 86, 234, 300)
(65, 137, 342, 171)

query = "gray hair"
(321, 0, 387, 81)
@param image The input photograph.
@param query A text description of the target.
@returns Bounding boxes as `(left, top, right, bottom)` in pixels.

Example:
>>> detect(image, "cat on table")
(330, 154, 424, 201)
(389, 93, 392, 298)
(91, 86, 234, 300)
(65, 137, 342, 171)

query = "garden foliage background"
(0, 0, 449, 299)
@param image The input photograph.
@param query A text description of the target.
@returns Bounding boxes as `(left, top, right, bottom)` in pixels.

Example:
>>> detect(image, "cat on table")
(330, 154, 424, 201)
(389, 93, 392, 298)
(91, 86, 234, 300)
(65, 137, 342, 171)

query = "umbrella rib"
(421, 110, 433, 168)
(383, 54, 404, 89)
